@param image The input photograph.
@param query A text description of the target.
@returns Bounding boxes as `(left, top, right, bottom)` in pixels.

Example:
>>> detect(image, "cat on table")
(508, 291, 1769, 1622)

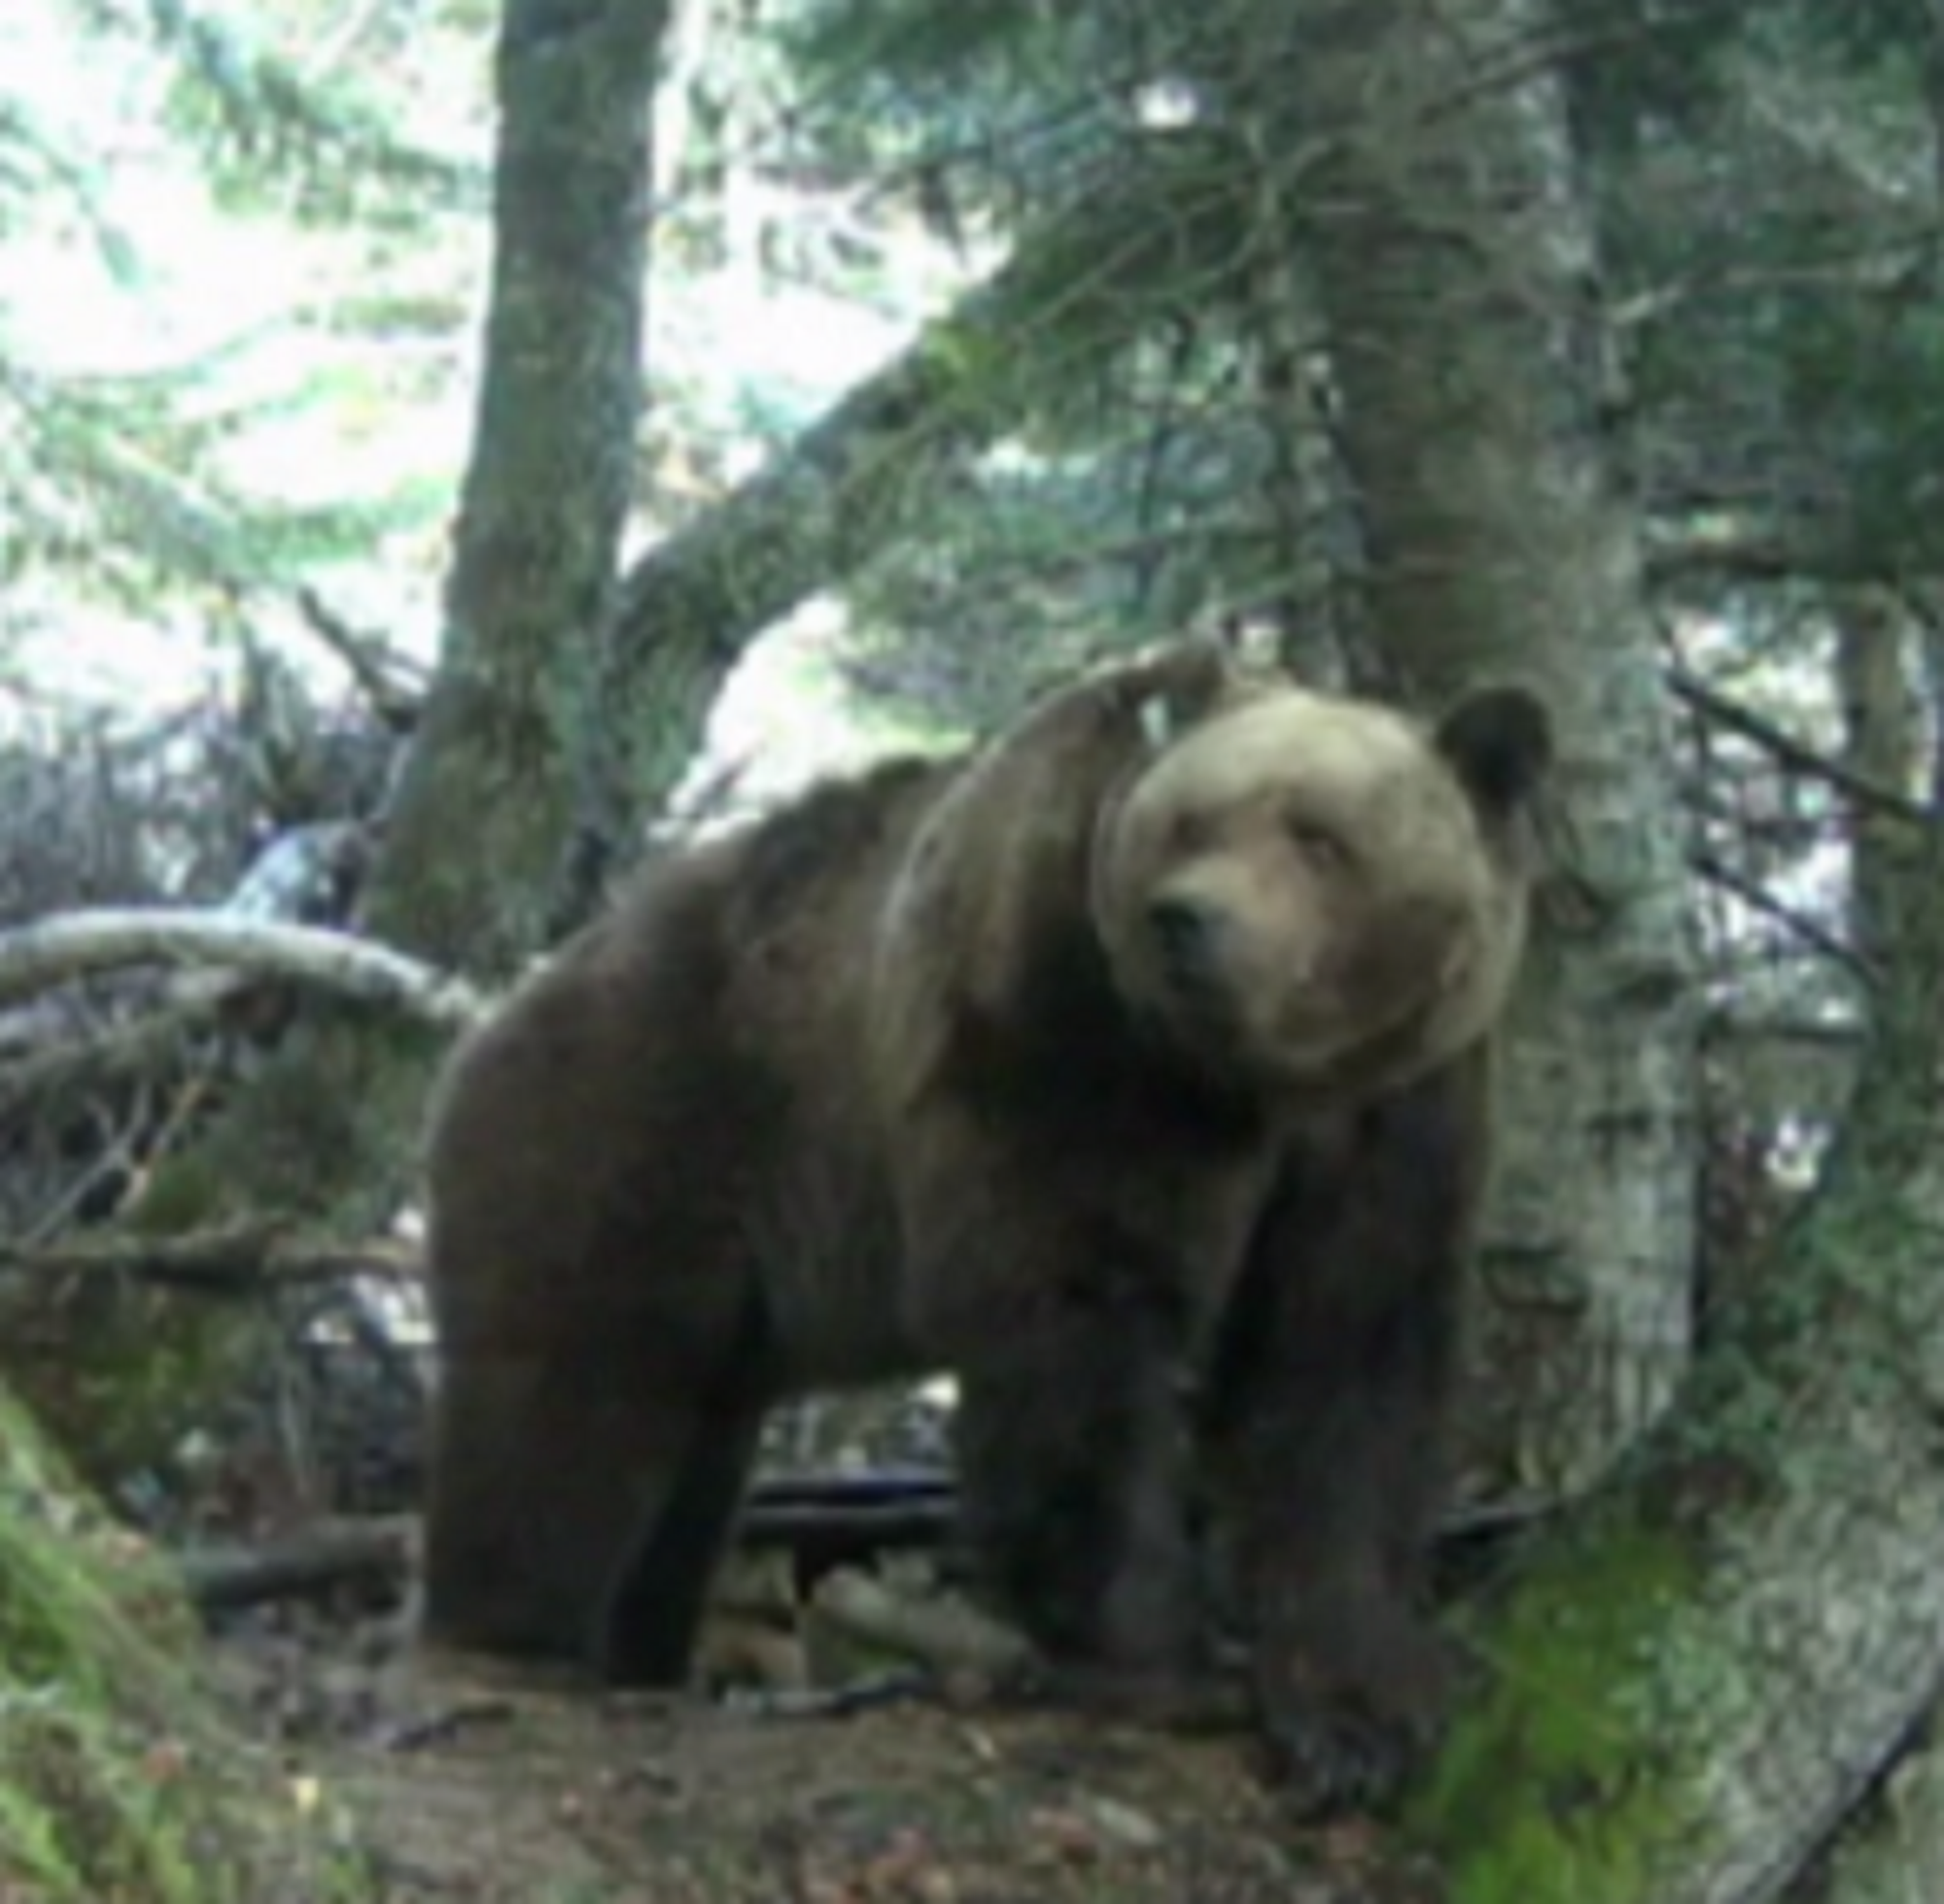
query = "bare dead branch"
(0, 1224, 421, 1296)
(1692, 849, 1876, 984)
(736, 1471, 955, 1574)
(1669, 668, 1931, 826)
(1702, 1012, 1862, 1051)
(810, 1567, 1033, 1680)
(179, 1514, 416, 1612)
(0, 909, 483, 1027)
(1614, 228, 1941, 335)
(1647, 530, 1803, 588)
(294, 586, 426, 732)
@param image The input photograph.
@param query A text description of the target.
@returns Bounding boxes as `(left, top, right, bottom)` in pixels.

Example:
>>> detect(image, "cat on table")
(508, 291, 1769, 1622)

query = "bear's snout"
(1145, 892, 1229, 997)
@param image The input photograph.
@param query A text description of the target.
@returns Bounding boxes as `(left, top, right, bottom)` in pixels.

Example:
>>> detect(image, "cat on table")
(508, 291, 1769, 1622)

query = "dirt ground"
(180, 1383, 1449, 1903)
(271, 1647, 1442, 1904)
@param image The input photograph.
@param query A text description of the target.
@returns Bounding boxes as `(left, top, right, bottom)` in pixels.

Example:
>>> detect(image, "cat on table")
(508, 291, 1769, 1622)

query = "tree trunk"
(1812, 1733, 1944, 1904)
(364, 0, 670, 977)
(1832, 586, 1924, 964)
(1412, 615, 1944, 1902)
(1798, 596, 1944, 1904)
(0, 1385, 357, 1896)
(1284, 0, 1697, 1491)
(133, 0, 673, 1240)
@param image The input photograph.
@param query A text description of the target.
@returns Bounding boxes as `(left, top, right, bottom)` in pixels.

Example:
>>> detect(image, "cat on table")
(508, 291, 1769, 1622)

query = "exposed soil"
(253, 1644, 1441, 1904)
(175, 1368, 1445, 1902)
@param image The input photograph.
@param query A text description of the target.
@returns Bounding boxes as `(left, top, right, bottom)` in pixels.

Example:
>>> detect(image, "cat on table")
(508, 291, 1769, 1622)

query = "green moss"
(1406, 1516, 1703, 1903)
(0, 1387, 373, 1902)
(5, 1271, 256, 1490)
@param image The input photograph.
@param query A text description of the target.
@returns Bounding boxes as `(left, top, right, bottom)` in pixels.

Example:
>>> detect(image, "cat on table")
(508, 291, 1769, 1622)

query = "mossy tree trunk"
(1812, 1737, 1944, 1903)
(147, 0, 674, 1238)
(0, 1384, 366, 1899)
(1799, 592, 1944, 1904)
(1282, 0, 1698, 1492)
(1411, 606, 1944, 1903)
(362, 0, 670, 980)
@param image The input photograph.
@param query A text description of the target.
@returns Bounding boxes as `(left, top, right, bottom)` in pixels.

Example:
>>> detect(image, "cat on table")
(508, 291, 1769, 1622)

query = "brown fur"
(419, 640, 1550, 1813)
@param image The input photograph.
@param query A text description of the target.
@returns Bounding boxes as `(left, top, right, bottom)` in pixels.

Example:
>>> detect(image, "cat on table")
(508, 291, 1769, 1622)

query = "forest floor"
(170, 1366, 1446, 1902)
(213, 1614, 1441, 1904)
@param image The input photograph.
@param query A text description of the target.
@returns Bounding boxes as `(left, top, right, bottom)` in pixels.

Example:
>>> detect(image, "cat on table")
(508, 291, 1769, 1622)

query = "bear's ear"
(1435, 684, 1554, 815)
(1122, 640, 1240, 752)
(1136, 691, 1179, 749)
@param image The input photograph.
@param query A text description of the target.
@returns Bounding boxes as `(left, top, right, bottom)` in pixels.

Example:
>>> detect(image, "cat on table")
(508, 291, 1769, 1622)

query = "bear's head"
(1092, 675, 1552, 1099)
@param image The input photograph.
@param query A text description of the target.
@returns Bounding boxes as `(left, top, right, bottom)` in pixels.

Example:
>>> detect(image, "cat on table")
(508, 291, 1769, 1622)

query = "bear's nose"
(1146, 893, 1226, 990)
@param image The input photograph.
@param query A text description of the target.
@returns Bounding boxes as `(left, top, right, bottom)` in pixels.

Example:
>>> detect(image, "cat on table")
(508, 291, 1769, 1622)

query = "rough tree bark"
(364, 0, 670, 977)
(1409, 597, 1944, 1902)
(1284, 0, 1697, 1490)
(133, 0, 674, 1239)
(1814, 1739, 1944, 1904)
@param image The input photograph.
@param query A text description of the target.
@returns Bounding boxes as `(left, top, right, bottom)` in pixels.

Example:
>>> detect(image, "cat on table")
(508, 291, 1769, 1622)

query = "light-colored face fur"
(1093, 683, 1542, 1098)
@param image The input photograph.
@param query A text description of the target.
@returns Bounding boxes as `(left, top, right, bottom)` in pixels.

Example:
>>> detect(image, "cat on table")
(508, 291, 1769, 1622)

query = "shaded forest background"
(6, 1, 1944, 1900)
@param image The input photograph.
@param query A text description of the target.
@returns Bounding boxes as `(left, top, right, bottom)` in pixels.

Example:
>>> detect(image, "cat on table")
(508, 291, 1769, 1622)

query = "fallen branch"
(743, 1467, 955, 1572)
(180, 1514, 416, 1612)
(0, 909, 483, 1028)
(166, 1472, 1551, 1618)
(0, 1225, 422, 1296)
(811, 1567, 1032, 1680)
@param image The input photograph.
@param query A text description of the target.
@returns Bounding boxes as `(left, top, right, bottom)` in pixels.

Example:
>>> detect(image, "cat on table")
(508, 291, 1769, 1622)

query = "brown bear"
(418, 639, 1550, 1811)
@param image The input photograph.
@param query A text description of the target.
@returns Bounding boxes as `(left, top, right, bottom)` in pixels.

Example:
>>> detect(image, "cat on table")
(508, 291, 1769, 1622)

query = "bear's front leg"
(953, 1296, 1203, 1691)
(901, 1161, 1216, 1712)
(1198, 1064, 1484, 1815)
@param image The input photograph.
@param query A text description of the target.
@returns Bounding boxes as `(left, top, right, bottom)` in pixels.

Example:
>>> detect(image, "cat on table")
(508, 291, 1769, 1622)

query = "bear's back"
(425, 752, 963, 1384)
(719, 757, 953, 952)
(513, 752, 956, 1054)
(697, 754, 966, 1384)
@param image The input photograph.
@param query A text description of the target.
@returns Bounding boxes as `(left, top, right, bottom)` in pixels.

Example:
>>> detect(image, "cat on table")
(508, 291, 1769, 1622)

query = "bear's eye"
(1169, 812, 1214, 854)
(1286, 815, 1350, 870)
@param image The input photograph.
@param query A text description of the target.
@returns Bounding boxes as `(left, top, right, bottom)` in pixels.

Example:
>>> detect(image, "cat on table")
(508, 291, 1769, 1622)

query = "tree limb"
(0, 1225, 419, 1296)
(810, 1567, 1032, 1680)
(1690, 849, 1875, 983)
(1670, 667, 1930, 825)
(0, 910, 482, 1027)
(179, 1514, 416, 1612)
(604, 128, 1271, 813)
(293, 585, 426, 732)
